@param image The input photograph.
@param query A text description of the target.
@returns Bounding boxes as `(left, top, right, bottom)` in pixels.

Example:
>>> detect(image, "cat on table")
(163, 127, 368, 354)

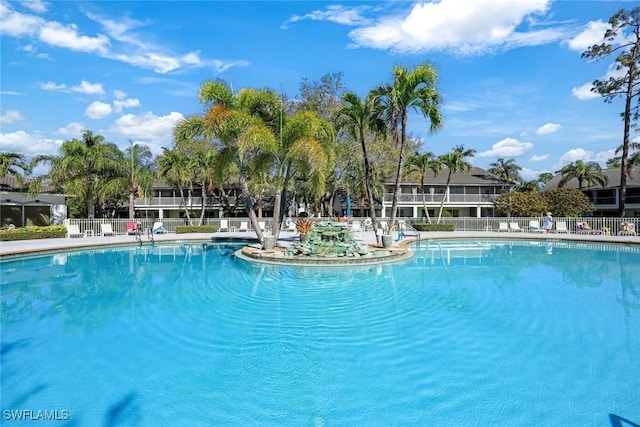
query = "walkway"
(1, 229, 639, 258)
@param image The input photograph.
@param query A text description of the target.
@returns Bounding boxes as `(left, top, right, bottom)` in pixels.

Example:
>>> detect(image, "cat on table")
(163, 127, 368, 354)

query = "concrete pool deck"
(1, 229, 639, 258)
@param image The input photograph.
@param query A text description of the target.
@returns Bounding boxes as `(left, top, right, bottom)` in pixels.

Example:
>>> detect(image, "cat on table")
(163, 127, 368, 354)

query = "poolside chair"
(219, 219, 229, 232)
(66, 224, 83, 238)
(509, 222, 523, 232)
(100, 223, 116, 236)
(258, 221, 266, 232)
(238, 221, 249, 232)
(379, 221, 389, 233)
(618, 222, 636, 236)
(152, 222, 167, 234)
(498, 222, 509, 232)
(351, 220, 362, 233)
(528, 220, 542, 233)
(555, 221, 569, 233)
(286, 218, 296, 232)
(577, 222, 604, 235)
(126, 222, 138, 235)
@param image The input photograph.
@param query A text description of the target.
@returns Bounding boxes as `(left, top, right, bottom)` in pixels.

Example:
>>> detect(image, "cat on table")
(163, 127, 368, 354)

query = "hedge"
(0, 225, 67, 241)
(175, 225, 218, 234)
(412, 223, 456, 232)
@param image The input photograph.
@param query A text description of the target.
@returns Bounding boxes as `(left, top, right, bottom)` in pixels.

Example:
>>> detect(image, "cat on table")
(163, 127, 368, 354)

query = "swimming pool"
(1, 239, 638, 425)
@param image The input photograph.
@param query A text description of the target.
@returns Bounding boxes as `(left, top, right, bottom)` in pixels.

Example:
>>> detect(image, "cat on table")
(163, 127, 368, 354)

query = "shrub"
(412, 223, 456, 232)
(493, 192, 549, 217)
(0, 225, 67, 241)
(542, 188, 595, 217)
(175, 225, 218, 234)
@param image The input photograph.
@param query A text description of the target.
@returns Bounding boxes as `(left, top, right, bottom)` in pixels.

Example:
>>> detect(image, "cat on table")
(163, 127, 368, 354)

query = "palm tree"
(337, 92, 387, 240)
(406, 151, 442, 223)
(556, 160, 607, 189)
(371, 63, 442, 233)
(437, 145, 475, 223)
(157, 147, 193, 222)
(127, 142, 155, 219)
(488, 158, 522, 184)
(0, 151, 30, 183)
(32, 130, 122, 218)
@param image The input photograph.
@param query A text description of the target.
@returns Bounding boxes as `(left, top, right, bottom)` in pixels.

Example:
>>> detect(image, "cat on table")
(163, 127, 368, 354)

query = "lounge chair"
(509, 222, 523, 232)
(555, 221, 569, 233)
(577, 222, 603, 235)
(66, 224, 83, 238)
(238, 221, 249, 232)
(258, 221, 266, 232)
(618, 222, 636, 236)
(219, 219, 229, 232)
(379, 221, 389, 233)
(126, 222, 138, 235)
(351, 220, 361, 233)
(498, 222, 509, 232)
(528, 220, 542, 232)
(100, 223, 116, 236)
(152, 222, 167, 234)
(286, 218, 296, 232)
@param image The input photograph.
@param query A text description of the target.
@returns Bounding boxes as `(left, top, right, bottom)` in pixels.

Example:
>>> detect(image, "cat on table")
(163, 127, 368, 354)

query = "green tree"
(406, 151, 442, 223)
(0, 151, 30, 183)
(371, 62, 443, 233)
(538, 172, 554, 186)
(32, 130, 122, 218)
(127, 143, 155, 219)
(556, 160, 607, 189)
(157, 147, 193, 222)
(542, 188, 596, 217)
(437, 145, 475, 223)
(493, 192, 549, 217)
(517, 180, 540, 192)
(582, 7, 640, 216)
(488, 158, 522, 184)
(337, 92, 387, 239)
(606, 156, 622, 168)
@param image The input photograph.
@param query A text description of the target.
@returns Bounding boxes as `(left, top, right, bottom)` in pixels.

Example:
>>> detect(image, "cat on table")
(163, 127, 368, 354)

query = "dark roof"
(0, 175, 58, 193)
(398, 166, 512, 187)
(544, 167, 640, 190)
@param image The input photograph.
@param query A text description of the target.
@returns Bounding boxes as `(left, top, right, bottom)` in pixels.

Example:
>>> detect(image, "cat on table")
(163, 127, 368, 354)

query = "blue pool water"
(1, 239, 639, 426)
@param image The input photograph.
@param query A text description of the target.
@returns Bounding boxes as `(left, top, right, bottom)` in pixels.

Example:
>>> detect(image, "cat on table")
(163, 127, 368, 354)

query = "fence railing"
(64, 216, 638, 237)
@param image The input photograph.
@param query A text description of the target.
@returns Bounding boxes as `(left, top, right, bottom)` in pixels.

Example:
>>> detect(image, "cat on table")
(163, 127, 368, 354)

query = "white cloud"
(110, 111, 184, 141)
(530, 154, 549, 162)
(556, 148, 617, 170)
(346, 0, 564, 55)
(39, 81, 66, 91)
(571, 82, 599, 101)
(477, 137, 533, 157)
(536, 123, 561, 135)
(56, 122, 85, 137)
(566, 20, 609, 52)
(85, 101, 112, 119)
(114, 97, 141, 113)
(39, 21, 110, 54)
(0, 109, 26, 125)
(71, 80, 105, 95)
(1, 2, 246, 74)
(0, 130, 62, 156)
(283, 5, 373, 29)
(19, 1, 49, 14)
(0, 3, 43, 37)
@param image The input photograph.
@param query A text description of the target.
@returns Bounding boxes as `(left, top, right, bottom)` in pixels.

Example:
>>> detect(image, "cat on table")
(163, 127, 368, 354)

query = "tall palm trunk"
(437, 174, 452, 223)
(129, 193, 136, 219)
(199, 183, 206, 226)
(240, 176, 264, 242)
(421, 178, 432, 224)
(388, 112, 408, 234)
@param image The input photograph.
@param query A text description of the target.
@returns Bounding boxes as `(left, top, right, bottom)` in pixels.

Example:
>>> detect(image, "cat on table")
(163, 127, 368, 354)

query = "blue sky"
(1, 0, 638, 180)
